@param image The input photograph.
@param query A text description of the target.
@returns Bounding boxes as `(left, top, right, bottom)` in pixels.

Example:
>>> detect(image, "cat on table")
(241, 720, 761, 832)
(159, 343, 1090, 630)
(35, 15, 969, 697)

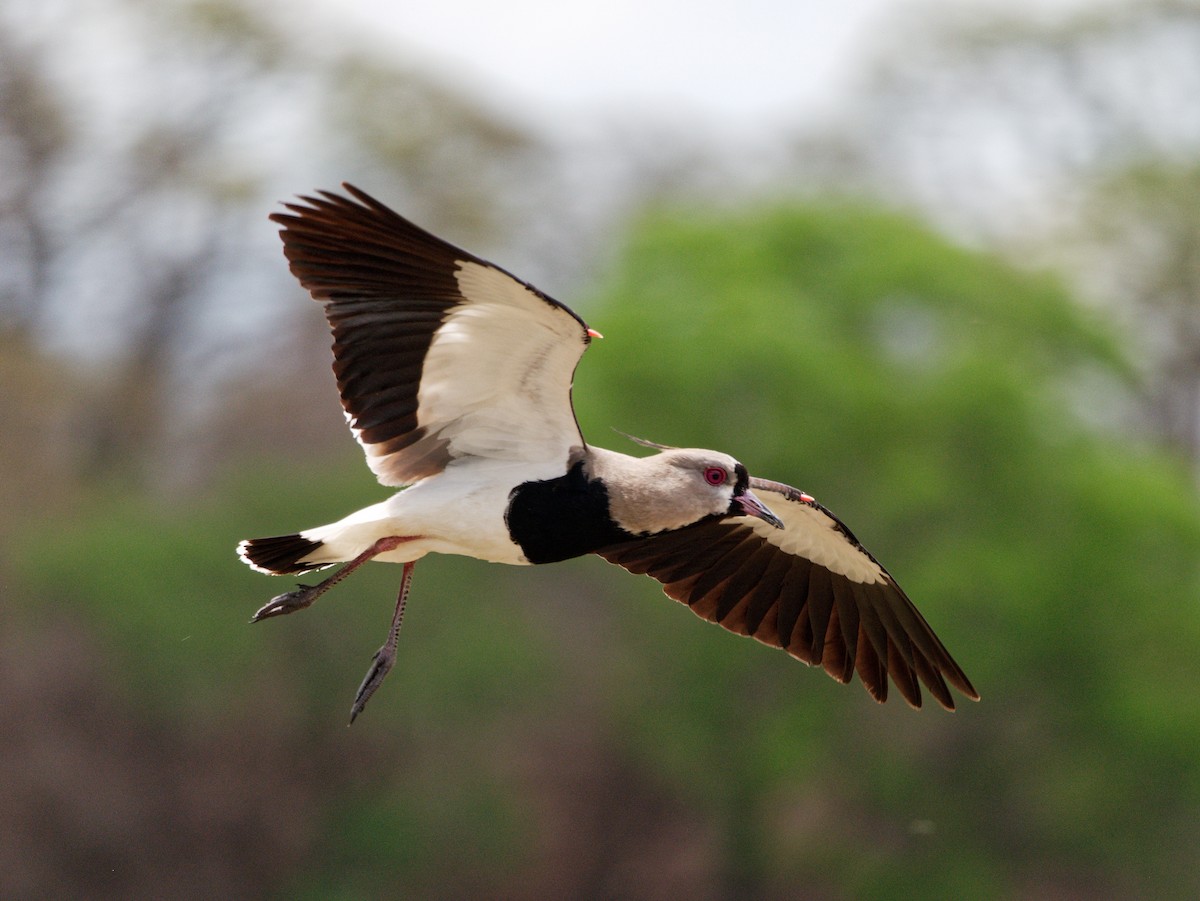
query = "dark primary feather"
(596, 481, 978, 710)
(269, 183, 592, 486)
(269, 186, 470, 482)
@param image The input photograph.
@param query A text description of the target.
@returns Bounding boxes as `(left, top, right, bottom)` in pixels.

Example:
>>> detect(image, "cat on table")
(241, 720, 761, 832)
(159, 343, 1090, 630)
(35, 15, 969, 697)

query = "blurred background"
(3, 0, 1199, 897)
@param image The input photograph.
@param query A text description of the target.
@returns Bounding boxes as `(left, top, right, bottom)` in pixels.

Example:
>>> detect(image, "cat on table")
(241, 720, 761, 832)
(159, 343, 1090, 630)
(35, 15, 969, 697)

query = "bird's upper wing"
(270, 184, 594, 486)
(596, 477, 978, 710)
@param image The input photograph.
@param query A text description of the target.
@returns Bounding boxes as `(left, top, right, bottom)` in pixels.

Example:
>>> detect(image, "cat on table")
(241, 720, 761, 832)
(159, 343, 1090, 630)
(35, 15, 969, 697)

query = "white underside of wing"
(741, 487, 888, 585)
(413, 261, 585, 464)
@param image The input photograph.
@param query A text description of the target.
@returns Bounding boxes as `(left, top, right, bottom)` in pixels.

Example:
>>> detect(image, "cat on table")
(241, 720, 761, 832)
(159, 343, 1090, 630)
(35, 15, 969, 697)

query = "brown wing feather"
(596, 505, 978, 711)
(270, 187, 469, 482)
(270, 184, 592, 485)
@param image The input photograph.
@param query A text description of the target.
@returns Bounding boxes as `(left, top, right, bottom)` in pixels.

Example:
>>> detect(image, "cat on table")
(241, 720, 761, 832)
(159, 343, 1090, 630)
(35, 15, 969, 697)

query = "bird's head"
(596, 447, 784, 535)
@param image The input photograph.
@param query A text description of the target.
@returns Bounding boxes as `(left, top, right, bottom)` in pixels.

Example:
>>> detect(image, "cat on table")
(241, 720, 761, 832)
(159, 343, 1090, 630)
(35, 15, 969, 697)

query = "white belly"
(299, 459, 565, 567)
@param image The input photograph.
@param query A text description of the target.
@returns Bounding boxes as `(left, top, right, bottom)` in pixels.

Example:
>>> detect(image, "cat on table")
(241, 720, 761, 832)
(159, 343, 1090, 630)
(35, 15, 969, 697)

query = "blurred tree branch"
(0, 24, 68, 338)
(803, 0, 1200, 465)
(0, 0, 551, 492)
(1071, 162, 1200, 461)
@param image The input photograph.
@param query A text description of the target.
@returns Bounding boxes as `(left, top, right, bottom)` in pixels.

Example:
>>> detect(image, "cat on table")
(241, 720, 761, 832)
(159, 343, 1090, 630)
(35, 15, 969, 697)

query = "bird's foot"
(250, 584, 320, 623)
(349, 645, 396, 724)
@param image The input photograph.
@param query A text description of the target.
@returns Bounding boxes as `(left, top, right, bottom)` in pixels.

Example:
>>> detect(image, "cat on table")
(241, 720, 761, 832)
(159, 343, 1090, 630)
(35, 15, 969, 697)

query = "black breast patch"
(505, 460, 636, 564)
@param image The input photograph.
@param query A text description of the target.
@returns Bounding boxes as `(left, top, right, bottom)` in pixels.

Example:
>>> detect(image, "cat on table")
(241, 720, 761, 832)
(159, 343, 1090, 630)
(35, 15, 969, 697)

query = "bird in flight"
(238, 184, 978, 723)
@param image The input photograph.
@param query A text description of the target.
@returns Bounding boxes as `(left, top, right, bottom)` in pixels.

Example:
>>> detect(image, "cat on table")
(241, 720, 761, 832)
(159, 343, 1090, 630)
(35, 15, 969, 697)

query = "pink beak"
(735, 491, 784, 529)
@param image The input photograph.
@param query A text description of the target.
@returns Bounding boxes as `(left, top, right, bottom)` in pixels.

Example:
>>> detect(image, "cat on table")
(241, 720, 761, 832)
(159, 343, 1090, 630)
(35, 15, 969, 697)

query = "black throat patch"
(505, 460, 637, 564)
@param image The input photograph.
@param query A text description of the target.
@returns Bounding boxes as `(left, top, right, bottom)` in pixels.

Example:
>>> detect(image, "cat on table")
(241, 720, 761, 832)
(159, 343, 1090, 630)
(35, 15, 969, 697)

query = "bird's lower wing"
(596, 480, 977, 710)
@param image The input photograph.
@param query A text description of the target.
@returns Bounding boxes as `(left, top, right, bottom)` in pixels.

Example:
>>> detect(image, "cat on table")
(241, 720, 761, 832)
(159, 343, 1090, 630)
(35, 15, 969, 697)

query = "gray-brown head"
(586, 446, 784, 537)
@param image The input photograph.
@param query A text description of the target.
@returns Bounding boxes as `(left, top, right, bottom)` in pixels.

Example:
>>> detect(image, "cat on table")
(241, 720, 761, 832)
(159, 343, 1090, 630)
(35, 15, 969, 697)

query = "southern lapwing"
(238, 184, 978, 722)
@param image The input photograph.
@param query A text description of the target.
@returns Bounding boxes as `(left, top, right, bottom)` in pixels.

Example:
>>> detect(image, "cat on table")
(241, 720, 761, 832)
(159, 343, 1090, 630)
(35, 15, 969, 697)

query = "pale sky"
(304, 0, 900, 134)
(300, 0, 1094, 141)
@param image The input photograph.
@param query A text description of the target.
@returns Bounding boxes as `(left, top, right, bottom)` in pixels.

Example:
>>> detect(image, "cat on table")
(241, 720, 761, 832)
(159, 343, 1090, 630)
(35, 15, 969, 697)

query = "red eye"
(704, 467, 727, 486)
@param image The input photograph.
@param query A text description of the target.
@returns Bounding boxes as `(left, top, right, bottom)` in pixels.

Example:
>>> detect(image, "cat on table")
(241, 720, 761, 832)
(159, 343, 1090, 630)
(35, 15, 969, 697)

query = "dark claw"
(249, 584, 317, 623)
(349, 645, 396, 724)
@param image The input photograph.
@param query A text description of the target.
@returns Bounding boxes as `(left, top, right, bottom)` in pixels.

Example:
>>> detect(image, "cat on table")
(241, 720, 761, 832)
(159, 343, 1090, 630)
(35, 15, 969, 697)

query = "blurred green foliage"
(575, 202, 1200, 897)
(11, 200, 1200, 898)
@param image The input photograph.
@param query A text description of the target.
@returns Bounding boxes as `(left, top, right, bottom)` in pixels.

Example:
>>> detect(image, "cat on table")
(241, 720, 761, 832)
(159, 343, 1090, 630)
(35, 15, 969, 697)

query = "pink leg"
(250, 535, 414, 623)
(349, 560, 415, 724)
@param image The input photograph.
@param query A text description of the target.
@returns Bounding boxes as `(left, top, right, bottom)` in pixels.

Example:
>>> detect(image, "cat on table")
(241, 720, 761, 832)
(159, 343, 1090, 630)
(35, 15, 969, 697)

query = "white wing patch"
(413, 261, 587, 464)
(741, 486, 888, 585)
